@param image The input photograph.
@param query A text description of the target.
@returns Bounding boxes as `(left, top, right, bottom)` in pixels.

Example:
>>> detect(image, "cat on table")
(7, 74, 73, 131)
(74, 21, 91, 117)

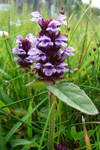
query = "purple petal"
(26, 33, 37, 43)
(56, 36, 68, 41)
(39, 35, 51, 41)
(32, 55, 40, 61)
(48, 20, 61, 26)
(47, 20, 61, 33)
(57, 15, 67, 26)
(58, 49, 63, 54)
(65, 52, 70, 56)
(31, 11, 42, 23)
(14, 57, 19, 61)
(45, 70, 52, 76)
(31, 18, 38, 22)
(58, 15, 67, 20)
(61, 53, 67, 62)
(40, 55, 46, 61)
(55, 41, 61, 46)
(12, 47, 18, 53)
(43, 68, 46, 73)
(26, 33, 33, 39)
(24, 56, 34, 63)
(58, 20, 67, 26)
(47, 27, 61, 32)
(39, 42, 48, 47)
(57, 62, 68, 67)
(17, 49, 26, 56)
(61, 42, 67, 47)
(43, 62, 54, 67)
(65, 47, 75, 51)
(64, 68, 69, 72)
(52, 68, 56, 73)
(49, 42, 53, 46)
(69, 53, 75, 56)
(16, 35, 22, 43)
(38, 18, 43, 26)
(28, 48, 39, 55)
(56, 68, 62, 73)
(35, 63, 41, 68)
(31, 11, 41, 18)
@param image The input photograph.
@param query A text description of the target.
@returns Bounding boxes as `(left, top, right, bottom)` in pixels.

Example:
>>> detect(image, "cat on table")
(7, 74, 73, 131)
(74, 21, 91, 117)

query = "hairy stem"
(25, 70, 33, 140)
(48, 91, 55, 150)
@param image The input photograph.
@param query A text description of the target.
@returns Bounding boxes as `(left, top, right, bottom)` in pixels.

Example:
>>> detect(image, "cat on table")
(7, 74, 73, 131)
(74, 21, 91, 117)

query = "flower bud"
(93, 48, 96, 51)
(89, 52, 91, 56)
(97, 42, 100, 47)
(90, 61, 94, 65)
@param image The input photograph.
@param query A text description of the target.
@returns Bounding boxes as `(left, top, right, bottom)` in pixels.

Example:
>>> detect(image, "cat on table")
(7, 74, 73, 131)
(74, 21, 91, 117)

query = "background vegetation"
(0, 0, 100, 149)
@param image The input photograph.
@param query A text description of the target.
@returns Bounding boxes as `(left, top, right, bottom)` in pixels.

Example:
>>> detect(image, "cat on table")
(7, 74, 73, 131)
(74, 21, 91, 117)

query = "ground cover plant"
(0, 1, 100, 150)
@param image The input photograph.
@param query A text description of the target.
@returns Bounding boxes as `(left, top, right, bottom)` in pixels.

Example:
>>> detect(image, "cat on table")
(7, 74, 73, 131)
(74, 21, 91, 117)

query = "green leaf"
(24, 80, 46, 91)
(21, 146, 30, 150)
(0, 100, 10, 112)
(14, 108, 27, 116)
(88, 130, 95, 138)
(11, 139, 38, 147)
(71, 126, 84, 140)
(5, 97, 47, 141)
(37, 107, 48, 118)
(0, 69, 11, 79)
(48, 83, 98, 115)
(0, 88, 13, 103)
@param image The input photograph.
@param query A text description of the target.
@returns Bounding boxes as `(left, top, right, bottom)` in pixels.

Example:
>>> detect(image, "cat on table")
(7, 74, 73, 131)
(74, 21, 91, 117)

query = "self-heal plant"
(12, 11, 98, 150)
(29, 11, 98, 150)
(30, 13, 74, 149)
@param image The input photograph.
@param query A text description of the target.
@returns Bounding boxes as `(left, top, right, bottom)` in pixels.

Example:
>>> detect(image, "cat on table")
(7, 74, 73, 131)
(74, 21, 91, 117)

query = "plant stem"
(25, 70, 33, 140)
(82, 116, 92, 150)
(48, 91, 55, 150)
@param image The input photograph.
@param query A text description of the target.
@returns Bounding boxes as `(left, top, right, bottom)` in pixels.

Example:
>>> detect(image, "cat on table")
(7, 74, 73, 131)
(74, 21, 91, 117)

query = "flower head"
(12, 34, 37, 68)
(30, 12, 75, 83)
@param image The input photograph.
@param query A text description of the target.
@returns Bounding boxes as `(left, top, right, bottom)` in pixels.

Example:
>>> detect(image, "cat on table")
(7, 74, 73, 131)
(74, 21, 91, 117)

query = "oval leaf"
(11, 139, 38, 147)
(48, 83, 98, 115)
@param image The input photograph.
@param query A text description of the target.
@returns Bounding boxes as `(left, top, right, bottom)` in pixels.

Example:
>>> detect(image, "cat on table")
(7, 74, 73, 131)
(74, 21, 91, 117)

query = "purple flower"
(14, 56, 34, 68)
(43, 62, 56, 76)
(31, 11, 42, 23)
(46, 20, 61, 33)
(64, 47, 75, 56)
(30, 12, 75, 82)
(55, 36, 68, 49)
(57, 15, 67, 26)
(56, 63, 69, 73)
(36, 35, 53, 53)
(12, 34, 37, 68)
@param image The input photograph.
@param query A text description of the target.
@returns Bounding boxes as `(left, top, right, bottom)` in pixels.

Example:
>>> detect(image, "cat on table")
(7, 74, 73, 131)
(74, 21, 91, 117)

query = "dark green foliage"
(0, 1, 100, 150)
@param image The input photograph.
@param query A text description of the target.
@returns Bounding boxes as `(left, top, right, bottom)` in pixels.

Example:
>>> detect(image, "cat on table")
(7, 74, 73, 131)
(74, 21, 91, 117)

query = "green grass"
(0, 1, 100, 150)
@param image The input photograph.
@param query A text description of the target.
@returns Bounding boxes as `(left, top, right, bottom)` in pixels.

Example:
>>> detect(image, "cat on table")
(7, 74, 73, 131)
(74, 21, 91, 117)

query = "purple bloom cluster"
(12, 11, 74, 83)
(30, 12, 74, 83)
(12, 34, 37, 69)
